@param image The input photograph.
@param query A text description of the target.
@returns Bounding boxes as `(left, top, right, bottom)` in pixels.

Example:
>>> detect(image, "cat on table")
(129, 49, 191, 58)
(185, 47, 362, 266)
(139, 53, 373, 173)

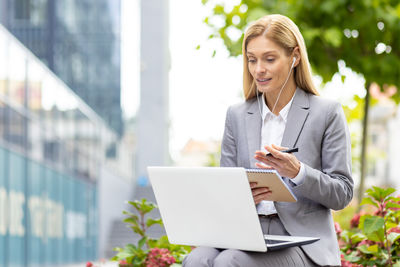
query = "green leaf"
(365, 228, 385, 243)
(360, 197, 379, 208)
(323, 27, 342, 47)
(358, 244, 374, 254)
(195, 45, 200, 50)
(113, 247, 123, 252)
(344, 251, 361, 262)
(122, 210, 134, 216)
(213, 4, 225, 15)
(388, 232, 400, 244)
(381, 187, 396, 200)
(367, 244, 379, 253)
(127, 200, 141, 211)
(386, 202, 400, 209)
(386, 221, 398, 230)
(350, 233, 366, 244)
(340, 230, 365, 244)
(131, 225, 145, 236)
(212, 50, 216, 57)
(138, 237, 147, 248)
(123, 216, 139, 224)
(125, 243, 137, 251)
(115, 244, 139, 260)
(156, 235, 171, 248)
(140, 199, 156, 214)
(146, 218, 163, 228)
(363, 216, 384, 234)
(366, 187, 396, 202)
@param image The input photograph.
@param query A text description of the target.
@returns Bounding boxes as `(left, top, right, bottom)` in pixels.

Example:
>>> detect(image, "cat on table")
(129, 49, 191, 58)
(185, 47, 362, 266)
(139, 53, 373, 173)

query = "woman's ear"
(292, 47, 300, 67)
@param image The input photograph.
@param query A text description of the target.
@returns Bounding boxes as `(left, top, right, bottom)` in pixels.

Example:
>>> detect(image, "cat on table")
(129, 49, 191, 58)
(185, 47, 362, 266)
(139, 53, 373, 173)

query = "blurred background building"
(366, 100, 400, 189)
(0, 23, 134, 266)
(0, 0, 137, 264)
(0, 0, 173, 264)
(0, 0, 123, 135)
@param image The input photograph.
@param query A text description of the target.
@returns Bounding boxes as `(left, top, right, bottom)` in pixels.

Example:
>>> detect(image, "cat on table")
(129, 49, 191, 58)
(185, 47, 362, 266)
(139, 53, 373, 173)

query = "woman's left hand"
(254, 144, 301, 178)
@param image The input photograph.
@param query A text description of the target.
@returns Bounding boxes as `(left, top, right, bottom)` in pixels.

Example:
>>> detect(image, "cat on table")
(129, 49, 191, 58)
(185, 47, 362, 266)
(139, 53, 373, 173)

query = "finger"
(254, 192, 272, 204)
(254, 156, 272, 168)
(252, 187, 271, 196)
(271, 144, 289, 151)
(255, 150, 266, 155)
(254, 150, 270, 158)
(258, 156, 280, 170)
(250, 182, 258, 188)
(261, 155, 282, 165)
(254, 155, 273, 166)
(255, 162, 273, 169)
(265, 145, 285, 159)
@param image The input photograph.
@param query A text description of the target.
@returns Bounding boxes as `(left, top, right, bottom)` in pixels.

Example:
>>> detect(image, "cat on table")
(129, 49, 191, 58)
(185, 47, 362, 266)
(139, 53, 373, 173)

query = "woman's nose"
(256, 62, 266, 74)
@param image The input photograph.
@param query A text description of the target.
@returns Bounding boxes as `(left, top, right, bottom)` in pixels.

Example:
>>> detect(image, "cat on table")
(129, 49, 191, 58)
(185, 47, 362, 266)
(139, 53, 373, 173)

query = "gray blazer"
(220, 88, 353, 266)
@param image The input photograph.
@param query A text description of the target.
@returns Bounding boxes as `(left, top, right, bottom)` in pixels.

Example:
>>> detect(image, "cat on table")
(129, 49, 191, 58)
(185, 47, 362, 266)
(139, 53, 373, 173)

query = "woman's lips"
(256, 78, 272, 85)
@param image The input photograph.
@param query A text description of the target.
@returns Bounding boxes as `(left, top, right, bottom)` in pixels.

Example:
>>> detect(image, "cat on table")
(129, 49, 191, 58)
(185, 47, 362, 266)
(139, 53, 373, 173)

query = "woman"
(183, 14, 353, 266)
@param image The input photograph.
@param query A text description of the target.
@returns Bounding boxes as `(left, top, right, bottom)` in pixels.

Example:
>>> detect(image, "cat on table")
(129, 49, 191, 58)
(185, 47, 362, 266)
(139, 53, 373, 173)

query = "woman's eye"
(266, 58, 275, 62)
(248, 58, 256, 63)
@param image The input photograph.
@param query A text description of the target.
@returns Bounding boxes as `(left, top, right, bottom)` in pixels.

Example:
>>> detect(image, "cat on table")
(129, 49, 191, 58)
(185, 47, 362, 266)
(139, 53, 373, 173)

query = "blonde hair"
(242, 14, 319, 100)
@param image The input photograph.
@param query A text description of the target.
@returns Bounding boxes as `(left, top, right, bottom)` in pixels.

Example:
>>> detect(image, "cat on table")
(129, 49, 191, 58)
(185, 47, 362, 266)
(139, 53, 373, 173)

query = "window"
(15, 0, 47, 26)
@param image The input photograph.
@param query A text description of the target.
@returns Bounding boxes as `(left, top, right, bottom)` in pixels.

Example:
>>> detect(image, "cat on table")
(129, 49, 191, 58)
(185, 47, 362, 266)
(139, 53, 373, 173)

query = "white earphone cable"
(256, 57, 296, 118)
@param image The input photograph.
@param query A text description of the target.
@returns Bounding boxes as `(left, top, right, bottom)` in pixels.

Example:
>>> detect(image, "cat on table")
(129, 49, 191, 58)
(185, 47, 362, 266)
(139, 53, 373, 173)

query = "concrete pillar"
(136, 0, 170, 181)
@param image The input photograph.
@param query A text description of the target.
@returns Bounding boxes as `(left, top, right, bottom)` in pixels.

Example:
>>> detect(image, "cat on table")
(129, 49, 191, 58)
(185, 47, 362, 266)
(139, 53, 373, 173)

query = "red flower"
(388, 196, 400, 211)
(357, 239, 374, 247)
(119, 259, 129, 267)
(388, 226, 400, 234)
(341, 254, 352, 267)
(334, 222, 342, 235)
(146, 248, 176, 267)
(86, 262, 93, 267)
(350, 213, 361, 228)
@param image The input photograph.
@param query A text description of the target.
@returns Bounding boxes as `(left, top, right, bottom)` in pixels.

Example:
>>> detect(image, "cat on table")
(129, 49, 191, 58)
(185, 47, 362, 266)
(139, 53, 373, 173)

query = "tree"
(201, 0, 400, 203)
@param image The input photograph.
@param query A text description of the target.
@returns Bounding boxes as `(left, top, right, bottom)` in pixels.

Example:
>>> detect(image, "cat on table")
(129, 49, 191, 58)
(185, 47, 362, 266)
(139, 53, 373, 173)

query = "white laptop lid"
(147, 166, 267, 252)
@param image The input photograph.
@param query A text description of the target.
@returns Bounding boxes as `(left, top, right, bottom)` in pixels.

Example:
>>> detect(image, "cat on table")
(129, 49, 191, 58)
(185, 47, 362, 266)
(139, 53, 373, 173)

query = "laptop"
(147, 166, 319, 252)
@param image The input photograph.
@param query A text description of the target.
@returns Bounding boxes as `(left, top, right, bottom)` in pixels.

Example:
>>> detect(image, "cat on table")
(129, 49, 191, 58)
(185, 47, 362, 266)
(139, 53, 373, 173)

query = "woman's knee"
(182, 247, 219, 267)
(213, 249, 251, 267)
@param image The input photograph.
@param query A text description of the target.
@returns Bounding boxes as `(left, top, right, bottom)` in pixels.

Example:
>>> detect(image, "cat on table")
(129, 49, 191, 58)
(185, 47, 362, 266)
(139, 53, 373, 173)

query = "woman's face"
(246, 36, 294, 94)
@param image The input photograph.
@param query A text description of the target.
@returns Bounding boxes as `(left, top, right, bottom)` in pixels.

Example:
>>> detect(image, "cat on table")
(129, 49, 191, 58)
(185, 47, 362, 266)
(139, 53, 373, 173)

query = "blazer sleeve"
(220, 106, 238, 167)
(294, 102, 353, 210)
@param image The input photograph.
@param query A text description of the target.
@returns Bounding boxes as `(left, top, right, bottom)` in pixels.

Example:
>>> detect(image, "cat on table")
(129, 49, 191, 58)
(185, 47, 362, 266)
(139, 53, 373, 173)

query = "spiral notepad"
(246, 169, 297, 202)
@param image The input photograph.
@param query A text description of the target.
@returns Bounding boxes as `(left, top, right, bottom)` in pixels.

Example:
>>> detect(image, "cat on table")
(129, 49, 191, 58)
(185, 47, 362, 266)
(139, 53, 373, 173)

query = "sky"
(120, 0, 367, 158)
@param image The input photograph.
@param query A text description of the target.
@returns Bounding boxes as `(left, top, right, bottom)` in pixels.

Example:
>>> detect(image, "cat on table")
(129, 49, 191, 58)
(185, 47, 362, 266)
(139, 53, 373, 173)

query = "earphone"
(256, 56, 297, 118)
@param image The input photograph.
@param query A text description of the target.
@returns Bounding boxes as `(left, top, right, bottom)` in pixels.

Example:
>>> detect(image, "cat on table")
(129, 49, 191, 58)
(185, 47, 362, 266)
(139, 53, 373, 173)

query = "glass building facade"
(0, 24, 117, 266)
(0, 0, 123, 135)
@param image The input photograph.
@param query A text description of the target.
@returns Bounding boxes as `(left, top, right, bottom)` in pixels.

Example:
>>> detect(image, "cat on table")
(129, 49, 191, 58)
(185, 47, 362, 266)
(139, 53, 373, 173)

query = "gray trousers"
(182, 216, 319, 267)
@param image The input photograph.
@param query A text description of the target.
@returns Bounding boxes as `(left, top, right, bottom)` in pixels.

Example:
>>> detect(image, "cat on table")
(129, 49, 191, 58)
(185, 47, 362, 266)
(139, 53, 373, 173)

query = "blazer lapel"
(245, 100, 262, 168)
(281, 89, 310, 148)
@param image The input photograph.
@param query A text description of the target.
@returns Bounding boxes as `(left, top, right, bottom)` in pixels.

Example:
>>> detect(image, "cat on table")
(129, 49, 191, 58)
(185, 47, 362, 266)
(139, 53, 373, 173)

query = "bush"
(111, 199, 192, 267)
(337, 186, 400, 266)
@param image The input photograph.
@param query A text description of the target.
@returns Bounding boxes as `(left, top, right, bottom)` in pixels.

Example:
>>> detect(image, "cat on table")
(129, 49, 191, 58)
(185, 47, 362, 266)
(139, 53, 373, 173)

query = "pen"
(265, 147, 298, 157)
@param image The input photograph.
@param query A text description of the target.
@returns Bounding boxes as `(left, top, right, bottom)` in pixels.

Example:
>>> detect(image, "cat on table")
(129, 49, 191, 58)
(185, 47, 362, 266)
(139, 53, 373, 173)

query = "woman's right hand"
(250, 182, 272, 205)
